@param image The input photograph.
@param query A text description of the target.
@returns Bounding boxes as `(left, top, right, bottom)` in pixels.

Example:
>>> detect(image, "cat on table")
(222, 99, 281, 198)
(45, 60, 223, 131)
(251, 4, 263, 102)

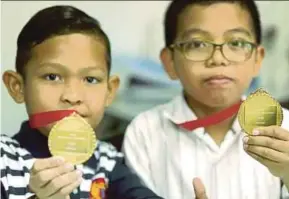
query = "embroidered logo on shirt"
(90, 178, 106, 199)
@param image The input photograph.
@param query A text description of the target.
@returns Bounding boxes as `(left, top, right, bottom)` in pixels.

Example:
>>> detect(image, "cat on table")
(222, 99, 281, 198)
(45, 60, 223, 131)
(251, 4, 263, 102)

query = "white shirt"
(122, 94, 289, 199)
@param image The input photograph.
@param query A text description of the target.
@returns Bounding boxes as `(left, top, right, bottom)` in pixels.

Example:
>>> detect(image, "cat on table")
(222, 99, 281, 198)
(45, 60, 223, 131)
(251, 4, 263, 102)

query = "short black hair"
(164, 0, 262, 47)
(16, 5, 111, 76)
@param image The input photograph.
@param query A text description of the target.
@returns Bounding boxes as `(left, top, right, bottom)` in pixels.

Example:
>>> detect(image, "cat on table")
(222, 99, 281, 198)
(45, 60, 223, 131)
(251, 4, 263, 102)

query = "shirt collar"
(13, 121, 51, 158)
(163, 94, 197, 124)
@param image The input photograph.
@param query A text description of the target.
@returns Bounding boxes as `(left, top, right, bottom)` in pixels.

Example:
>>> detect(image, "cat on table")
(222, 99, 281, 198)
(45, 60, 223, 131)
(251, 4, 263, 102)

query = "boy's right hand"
(29, 157, 82, 199)
(193, 178, 208, 199)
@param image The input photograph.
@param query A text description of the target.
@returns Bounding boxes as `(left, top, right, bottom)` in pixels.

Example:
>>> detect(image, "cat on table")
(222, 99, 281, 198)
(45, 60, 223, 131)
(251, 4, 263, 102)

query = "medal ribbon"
(177, 101, 242, 131)
(29, 102, 242, 130)
(29, 110, 75, 128)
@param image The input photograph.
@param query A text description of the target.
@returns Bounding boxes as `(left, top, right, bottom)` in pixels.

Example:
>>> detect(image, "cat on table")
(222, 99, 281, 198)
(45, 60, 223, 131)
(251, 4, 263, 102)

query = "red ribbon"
(29, 110, 75, 128)
(178, 101, 242, 131)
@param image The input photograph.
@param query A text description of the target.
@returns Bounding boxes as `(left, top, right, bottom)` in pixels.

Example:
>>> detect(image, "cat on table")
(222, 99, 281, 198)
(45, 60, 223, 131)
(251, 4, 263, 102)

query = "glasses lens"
(223, 40, 253, 62)
(183, 40, 213, 61)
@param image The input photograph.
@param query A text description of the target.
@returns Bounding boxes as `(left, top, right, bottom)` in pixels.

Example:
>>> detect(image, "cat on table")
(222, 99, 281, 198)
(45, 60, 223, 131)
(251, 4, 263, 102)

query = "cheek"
(234, 62, 256, 84)
(86, 87, 108, 127)
(88, 96, 106, 113)
(175, 59, 203, 85)
(24, 84, 61, 113)
(87, 86, 108, 111)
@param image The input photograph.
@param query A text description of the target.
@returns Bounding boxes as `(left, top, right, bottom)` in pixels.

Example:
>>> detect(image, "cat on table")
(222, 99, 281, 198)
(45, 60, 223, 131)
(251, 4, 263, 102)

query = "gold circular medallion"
(238, 88, 283, 135)
(48, 114, 97, 165)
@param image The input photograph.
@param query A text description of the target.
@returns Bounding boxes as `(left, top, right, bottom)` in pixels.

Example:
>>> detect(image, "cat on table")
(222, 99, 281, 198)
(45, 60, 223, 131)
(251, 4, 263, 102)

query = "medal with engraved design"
(48, 114, 97, 165)
(238, 88, 283, 135)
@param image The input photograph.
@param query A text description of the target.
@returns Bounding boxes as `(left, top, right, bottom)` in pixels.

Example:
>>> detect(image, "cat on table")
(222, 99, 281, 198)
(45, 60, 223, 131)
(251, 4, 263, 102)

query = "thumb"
(193, 177, 208, 199)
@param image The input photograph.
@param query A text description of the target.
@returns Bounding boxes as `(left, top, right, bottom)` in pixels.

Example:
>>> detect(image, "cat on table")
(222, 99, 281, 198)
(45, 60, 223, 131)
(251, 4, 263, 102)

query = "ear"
(2, 70, 25, 103)
(160, 47, 178, 80)
(252, 45, 265, 77)
(105, 75, 120, 107)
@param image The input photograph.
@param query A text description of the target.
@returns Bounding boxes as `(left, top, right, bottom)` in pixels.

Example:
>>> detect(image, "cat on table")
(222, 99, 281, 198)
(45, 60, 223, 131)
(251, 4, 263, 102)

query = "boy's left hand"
(243, 126, 289, 181)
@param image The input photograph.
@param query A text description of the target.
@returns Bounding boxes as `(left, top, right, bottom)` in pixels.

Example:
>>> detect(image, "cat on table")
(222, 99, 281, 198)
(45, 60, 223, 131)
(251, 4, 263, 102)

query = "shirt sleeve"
(281, 183, 289, 198)
(122, 118, 156, 193)
(106, 155, 163, 199)
(0, 134, 35, 198)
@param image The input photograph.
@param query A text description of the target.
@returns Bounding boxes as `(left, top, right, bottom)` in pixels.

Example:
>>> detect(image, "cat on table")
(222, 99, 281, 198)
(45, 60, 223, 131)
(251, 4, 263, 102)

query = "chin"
(206, 95, 241, 109)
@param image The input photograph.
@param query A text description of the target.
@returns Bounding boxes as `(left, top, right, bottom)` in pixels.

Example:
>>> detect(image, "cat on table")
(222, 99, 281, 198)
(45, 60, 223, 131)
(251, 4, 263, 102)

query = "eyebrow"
(225, 28, 253, 38)
(181, 28, 211, 40)
(180, 27, 253, 40)
(38, 62, 106, 74)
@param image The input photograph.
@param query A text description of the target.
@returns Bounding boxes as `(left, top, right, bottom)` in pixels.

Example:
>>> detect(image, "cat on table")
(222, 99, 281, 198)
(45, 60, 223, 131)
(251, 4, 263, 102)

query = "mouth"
(69, 110, 88, 118)
(204, 75, 234, 86)
(76, 113, 88, 118)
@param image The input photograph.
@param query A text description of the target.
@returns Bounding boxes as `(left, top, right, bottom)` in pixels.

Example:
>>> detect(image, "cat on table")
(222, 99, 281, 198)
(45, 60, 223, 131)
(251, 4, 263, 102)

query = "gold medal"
(238, 88, 283, 135)
(48, 114, 97, 165)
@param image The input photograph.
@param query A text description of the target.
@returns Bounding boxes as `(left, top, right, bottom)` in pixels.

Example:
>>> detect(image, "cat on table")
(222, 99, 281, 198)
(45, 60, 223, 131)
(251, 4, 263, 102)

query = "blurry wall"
(257, 2, 289, 102)
(1, 1, 289, 138)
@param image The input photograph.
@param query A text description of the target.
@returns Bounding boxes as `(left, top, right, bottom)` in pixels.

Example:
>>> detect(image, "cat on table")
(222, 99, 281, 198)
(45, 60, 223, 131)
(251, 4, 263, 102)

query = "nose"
(60, 80, 84, 106)
(206, 45, 229, 67)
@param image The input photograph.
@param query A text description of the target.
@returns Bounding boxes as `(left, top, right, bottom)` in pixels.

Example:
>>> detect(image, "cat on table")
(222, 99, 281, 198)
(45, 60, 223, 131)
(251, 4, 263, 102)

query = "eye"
(85, 76, 99, 84)
(185, 40, 210, 49)
(44, 74, 61, 81)
(228, 40, 251, 48)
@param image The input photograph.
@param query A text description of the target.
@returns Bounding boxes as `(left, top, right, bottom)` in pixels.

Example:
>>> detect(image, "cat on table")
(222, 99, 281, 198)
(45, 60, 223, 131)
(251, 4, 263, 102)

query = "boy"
(1, 5, 163, 199)
(123, 1, 289, 199)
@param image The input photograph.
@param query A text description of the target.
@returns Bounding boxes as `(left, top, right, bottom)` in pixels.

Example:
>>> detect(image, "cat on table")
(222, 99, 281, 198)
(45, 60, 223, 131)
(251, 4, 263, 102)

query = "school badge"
(90, 178, 107, 199)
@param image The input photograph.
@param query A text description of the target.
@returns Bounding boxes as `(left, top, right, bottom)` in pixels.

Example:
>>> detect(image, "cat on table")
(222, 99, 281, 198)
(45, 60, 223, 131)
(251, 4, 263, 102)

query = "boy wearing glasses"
(122, 0, 289, 199)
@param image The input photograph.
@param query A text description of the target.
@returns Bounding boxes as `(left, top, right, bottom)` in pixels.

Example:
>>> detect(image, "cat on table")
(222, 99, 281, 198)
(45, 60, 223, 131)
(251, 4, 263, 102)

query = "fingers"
(49, 177, 82, 199)
(29, 157, 83, 199)
(30, 162, 75, 190)
(253, 126, 289, 141)
(244, 144, 288, 163)
(243, 135, 289, 153)
(193, 178, 208, 199)
(31, 157, 65, 174)
(246, 151, 279, 169)
(37, 170, 82, 197)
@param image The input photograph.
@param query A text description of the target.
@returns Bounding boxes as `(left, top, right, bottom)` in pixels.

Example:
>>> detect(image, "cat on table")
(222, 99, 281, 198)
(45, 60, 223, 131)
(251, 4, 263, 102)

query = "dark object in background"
(263, 25, 278, 51)
(106, 133, 125, 152)
(281, 100, 289, 109)
(96, 113, 130, 151)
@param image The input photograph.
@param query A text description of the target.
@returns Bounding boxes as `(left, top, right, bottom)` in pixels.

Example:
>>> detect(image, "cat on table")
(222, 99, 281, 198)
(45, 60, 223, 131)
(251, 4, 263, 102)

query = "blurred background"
(1, 1, 289, 150)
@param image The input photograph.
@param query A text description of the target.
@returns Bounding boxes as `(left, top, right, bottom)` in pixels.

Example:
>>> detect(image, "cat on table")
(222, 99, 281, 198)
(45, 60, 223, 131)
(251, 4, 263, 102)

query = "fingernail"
(65, 163, 74, 170)
(243, 144, 248, 149)
(252, 130, 260, 135)
(54, 156, 65, 164)
(76, 170, 82, 177)
(243, 136, 249, 143)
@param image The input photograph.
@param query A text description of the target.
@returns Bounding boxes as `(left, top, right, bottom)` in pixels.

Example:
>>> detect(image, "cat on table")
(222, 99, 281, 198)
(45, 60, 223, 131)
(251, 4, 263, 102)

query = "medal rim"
(238, 88, 283, 134)
(48, 115, 97, 165)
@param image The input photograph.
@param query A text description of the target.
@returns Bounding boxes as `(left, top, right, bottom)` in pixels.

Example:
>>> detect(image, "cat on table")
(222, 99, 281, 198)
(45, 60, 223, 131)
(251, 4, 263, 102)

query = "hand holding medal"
(28, 111, 97, 198)
(238, 89, 289, 185)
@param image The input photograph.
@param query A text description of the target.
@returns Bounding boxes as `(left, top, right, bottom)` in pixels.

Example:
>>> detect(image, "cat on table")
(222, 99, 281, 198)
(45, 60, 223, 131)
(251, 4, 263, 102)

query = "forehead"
(176, 3, 253, 40)
(27, 33, 107, 72)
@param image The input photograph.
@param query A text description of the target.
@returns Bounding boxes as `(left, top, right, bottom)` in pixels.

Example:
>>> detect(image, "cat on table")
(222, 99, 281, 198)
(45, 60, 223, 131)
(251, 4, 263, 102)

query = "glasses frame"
(169, 40, 258, 62)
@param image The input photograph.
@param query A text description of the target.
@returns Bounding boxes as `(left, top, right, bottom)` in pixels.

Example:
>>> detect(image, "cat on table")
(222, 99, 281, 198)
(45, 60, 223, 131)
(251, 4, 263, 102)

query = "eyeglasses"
(169, 39, 257, 62)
